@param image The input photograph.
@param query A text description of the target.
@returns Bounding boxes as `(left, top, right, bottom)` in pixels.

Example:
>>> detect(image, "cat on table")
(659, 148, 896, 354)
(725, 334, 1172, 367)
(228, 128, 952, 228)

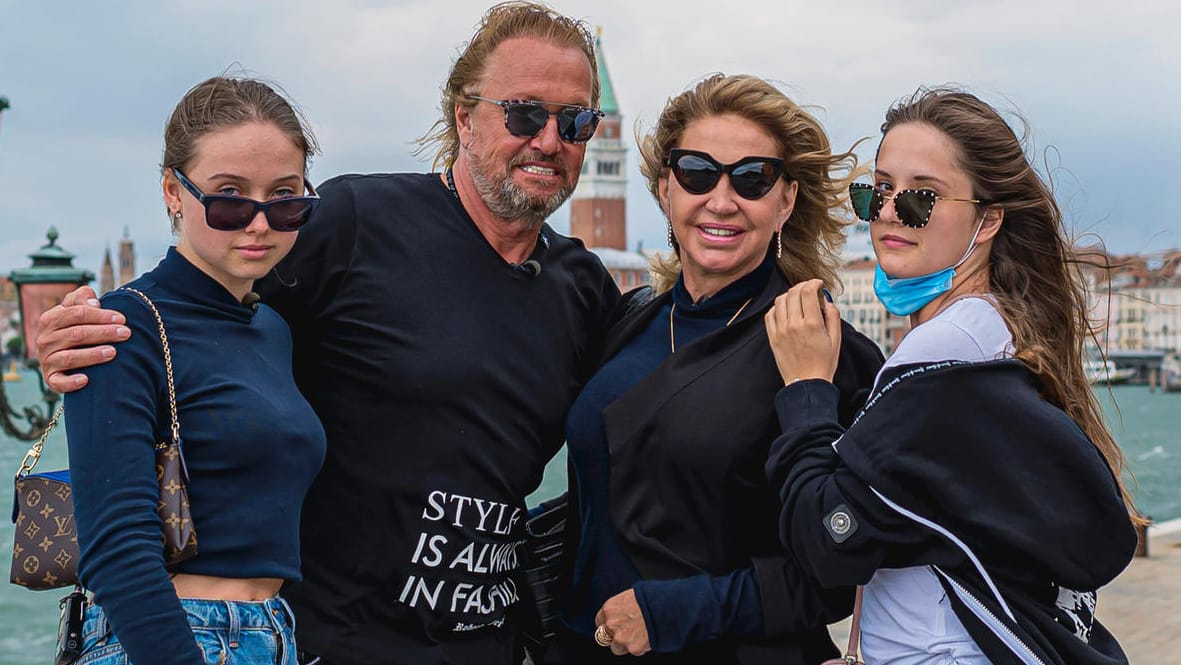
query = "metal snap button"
(823, 504, 858, 543)
(830, 511, 851, 534)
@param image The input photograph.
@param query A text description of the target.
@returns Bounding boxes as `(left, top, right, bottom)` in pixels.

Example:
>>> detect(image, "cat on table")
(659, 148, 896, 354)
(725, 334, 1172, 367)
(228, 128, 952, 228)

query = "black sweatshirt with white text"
(256, 172, 619, 665)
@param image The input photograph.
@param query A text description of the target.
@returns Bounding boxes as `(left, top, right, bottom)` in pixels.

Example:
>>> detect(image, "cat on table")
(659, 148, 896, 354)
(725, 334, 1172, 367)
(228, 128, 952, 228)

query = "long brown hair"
(416, 1, 598, 170)
(637, 74, 861, 293)
(881, 87, 1140, 523)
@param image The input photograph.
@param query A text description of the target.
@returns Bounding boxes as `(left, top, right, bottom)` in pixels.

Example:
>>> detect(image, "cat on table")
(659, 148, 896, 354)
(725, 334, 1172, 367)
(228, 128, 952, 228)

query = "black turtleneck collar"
(143, 247, 260, 321)
(671, 253, 775, 318)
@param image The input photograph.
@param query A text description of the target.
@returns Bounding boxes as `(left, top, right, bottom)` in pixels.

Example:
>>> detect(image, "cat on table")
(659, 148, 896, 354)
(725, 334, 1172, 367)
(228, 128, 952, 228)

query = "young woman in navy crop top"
(63, 76, 327, 665)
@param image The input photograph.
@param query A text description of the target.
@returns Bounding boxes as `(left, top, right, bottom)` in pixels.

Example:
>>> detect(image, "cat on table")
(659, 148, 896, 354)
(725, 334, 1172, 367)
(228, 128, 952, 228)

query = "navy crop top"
(64, 248, 326, 665)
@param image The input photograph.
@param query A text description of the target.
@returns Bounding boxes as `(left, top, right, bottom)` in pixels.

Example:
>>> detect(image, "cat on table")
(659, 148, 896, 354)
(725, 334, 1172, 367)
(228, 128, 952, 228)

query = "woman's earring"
(172, 211, 183, 225)
(667, 223, 675, 247)
(775, 229, 783, 260)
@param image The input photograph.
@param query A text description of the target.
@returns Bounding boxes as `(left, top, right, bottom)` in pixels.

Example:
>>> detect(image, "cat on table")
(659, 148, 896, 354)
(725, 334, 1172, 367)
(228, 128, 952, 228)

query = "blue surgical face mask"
(874, 219, 985, 317)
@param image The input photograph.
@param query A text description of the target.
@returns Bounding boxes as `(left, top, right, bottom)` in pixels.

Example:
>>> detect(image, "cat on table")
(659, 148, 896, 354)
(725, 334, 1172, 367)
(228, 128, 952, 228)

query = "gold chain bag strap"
(10, 287, 197, 590)
(822, 585, 865, 665)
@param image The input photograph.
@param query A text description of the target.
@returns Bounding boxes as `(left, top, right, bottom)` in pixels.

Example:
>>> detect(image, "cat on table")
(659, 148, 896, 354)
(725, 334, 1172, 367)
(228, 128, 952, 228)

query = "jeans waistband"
(85, 595, 296, 643)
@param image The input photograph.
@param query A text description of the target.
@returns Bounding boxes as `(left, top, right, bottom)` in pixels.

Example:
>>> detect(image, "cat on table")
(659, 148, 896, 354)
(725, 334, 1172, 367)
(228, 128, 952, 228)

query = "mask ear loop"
(952, 214, 988, 269)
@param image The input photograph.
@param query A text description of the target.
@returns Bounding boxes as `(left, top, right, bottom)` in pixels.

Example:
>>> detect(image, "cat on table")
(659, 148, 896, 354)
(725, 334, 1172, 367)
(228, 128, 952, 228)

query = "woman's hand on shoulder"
(764, 279, 842, 385)
(595, 589, 651, 656)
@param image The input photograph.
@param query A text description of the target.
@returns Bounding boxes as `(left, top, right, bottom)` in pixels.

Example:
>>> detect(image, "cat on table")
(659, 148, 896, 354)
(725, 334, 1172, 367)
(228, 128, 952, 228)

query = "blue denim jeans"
(76, 596, 297, 665)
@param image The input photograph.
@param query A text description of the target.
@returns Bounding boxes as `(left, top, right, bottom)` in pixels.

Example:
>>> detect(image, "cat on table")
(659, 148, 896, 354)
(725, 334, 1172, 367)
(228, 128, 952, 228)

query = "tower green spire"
(595, 28, 619, 116)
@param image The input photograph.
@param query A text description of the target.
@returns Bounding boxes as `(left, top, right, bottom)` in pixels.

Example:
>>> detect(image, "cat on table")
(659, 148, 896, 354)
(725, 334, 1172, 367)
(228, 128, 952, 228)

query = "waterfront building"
(1073, 247, 1181, 387)
(1079, 248, 1181, 356)
(836, 258, 888, 354)
(1135, 252, 1181, 354)
(1113, 291, 1146, 351)
(835, 222, 907, 355)
(1077, 248, 1115, 354)
(99, 246, 115, 294)
(568, 29, 650, 292)
(1115, 284, 1181, 353)
(0, 276, 16, 344)
(1106, 254, 1150, 352)
(118, 226, 135, 287)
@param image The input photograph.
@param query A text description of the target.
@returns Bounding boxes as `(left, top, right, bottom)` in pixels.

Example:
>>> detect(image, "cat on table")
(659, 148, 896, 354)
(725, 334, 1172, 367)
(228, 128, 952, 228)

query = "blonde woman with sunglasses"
(544, 74, 883, 665)
(765, 87, 1139, 664)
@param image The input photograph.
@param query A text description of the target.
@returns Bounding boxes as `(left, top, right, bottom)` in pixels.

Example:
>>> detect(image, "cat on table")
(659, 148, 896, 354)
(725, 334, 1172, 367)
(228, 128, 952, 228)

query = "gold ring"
(594, 624, 613, 647)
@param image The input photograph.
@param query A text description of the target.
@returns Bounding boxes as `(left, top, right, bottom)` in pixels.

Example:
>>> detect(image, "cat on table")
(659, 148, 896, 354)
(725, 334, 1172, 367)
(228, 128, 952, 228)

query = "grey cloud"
(0, 0, 1178, 277)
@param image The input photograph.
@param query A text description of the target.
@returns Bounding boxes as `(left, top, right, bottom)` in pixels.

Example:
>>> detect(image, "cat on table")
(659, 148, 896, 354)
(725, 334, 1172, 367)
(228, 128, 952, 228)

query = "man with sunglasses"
(33, 4, 619, 665)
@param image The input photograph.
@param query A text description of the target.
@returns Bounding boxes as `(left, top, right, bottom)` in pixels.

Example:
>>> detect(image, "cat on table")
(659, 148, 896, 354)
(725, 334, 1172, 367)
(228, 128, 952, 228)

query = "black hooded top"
(766, 360, 1137, 665)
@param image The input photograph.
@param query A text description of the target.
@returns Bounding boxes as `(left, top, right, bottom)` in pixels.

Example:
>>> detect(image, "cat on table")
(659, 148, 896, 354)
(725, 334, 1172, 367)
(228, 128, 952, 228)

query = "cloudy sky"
(1, 0, 1178, 279)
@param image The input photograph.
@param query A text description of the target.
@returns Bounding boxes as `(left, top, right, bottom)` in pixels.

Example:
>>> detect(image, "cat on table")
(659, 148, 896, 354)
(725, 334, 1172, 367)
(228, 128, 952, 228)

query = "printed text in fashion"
(399, 490, 525, 631)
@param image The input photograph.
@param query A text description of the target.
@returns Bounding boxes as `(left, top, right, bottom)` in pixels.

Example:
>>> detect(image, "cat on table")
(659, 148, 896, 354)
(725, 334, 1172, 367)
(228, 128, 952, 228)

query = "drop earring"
(667, 223, 675, 247)
(775, 229, 783, 260)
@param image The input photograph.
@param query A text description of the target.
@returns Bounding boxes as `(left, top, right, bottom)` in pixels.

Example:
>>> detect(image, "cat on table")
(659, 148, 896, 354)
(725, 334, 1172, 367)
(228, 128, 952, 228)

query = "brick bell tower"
(99, 247, 115, 294)
(569, 28, 626, 250)
(118, 226, 135, 286)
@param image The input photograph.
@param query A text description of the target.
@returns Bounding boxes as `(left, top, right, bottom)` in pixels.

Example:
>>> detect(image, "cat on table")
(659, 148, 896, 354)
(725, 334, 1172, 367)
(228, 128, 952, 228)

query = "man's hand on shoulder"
(37, 286, 131, 392)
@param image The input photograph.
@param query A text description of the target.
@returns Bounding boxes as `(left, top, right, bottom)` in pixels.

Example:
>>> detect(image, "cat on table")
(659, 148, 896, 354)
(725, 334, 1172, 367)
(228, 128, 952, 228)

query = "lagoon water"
(0, 374, 1177, 663)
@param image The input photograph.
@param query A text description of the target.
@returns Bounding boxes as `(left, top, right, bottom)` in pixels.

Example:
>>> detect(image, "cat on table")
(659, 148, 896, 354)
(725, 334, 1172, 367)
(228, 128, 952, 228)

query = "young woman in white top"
(762, 88, 1140, 664)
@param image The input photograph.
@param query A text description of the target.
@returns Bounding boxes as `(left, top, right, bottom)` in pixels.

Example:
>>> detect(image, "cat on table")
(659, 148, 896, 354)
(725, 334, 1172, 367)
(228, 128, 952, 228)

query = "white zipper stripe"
(935, 568, 1048, 665)
(869, 486, 1014, 619)
(869, 486, 1053, 664)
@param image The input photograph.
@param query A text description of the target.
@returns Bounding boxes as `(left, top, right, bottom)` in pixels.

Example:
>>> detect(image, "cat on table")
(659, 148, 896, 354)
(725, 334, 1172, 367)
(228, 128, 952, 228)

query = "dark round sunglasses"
(173, 168, 319, 232)
(665, 149, 788, 200)
(849, 182, 983, 229)
(467, 95, 605, 144)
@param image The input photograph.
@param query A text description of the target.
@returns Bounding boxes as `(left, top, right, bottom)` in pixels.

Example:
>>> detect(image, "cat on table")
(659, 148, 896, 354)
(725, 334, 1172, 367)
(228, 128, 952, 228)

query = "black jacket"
(767, 360, 1137, 665)
(564, 269, 883, 665)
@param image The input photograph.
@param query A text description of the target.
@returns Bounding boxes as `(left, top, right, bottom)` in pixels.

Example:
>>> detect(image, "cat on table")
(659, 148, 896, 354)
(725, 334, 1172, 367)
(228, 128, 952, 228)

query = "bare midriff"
(171, 574, 284, 602)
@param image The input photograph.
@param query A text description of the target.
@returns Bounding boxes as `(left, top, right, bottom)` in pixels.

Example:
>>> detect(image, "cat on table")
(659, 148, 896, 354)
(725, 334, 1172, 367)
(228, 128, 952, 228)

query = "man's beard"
(465, 144, 575, 229)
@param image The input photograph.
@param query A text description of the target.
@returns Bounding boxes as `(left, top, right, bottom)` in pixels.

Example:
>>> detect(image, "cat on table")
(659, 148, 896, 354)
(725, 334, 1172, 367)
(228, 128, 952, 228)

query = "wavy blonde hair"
(881, 87, 1141, 524)
(416, 1, 598, 169)
(637, 74, 861, 293)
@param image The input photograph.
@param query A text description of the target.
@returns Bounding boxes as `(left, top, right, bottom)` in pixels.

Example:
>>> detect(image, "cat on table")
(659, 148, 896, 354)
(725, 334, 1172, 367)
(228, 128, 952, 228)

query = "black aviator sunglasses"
(467, 96, 605, 144)
(665, 149, 789, 200)
(849, 182, 984, 229)
(173, 169, 320, 232)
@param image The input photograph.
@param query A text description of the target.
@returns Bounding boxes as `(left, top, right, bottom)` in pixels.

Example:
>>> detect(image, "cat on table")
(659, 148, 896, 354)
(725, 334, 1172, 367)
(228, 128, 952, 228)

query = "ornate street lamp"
(4, 227, 95, 439)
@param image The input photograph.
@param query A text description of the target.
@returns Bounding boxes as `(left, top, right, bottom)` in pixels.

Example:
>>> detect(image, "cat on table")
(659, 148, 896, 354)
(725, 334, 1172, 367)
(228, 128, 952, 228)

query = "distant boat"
(1084, 359, 1135, 385)
(1163, 356, 1181, 392)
